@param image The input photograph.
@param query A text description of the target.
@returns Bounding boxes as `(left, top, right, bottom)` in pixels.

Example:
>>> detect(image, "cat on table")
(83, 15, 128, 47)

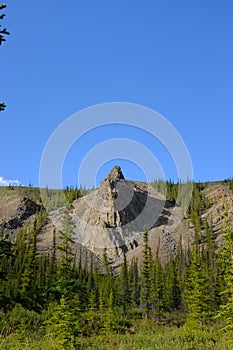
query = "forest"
(0, 181, 233, 349)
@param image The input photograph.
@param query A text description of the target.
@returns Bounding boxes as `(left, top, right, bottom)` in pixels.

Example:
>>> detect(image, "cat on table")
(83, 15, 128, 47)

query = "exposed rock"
(104, 165, 125, 182)
(0, 195, 41, 237)
(53, 166, 167, 259)
(1, 174, 233, 270)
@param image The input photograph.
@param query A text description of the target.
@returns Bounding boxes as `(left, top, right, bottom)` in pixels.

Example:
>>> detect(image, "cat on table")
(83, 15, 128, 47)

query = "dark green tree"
(0, 235, 14, 280)
(119, 250, 131, 317)
(129, 257, 140, 307)
(151, 250, 164, 321)
(0, 3, 10, 111)
(141, 229, 153, 318)
(216, 205, 233, 329)
(184, 246, 213, 327)
(0, 235, 14, 310)
(57, 208, 76, 283)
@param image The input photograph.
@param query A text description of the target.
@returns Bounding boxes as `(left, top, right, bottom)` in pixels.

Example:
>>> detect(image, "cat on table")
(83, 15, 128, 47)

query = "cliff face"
(0, 190, 41, 237)
(68, 166, 166, 259)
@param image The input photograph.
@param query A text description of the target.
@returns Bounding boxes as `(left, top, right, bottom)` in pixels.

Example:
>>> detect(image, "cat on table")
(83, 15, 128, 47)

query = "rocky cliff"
(0, 168, 233, 268)
(66, 166, 166, 259)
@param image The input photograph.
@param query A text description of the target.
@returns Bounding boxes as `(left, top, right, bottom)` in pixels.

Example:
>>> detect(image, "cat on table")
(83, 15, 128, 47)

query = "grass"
(80, 320, 233, 350)
(1, 319, 233, 350)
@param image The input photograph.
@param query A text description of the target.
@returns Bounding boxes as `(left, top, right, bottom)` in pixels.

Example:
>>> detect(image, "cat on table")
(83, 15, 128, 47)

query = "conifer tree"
(216, 205, 233, 329)
(44, 295, 81, 349)
(151, 249, 164, 321)
(106, 289, 114, 330)
(141, 229, 153, 318)
(129, 257, 140, 307)
(0, 235, 14, 281)
(99, 290, 105, 322)
(57, 208, 76, 283)
(119, 250, 131, 317)
(170, 260, 182, 311)
(184, 247, 212, 326)
(0, 235, 14, 310)
(101, 249, 114, 304)
(20, 220, 39, 309)
(49, 227, 57, 279)
(87, 290, 97, 326)
(202, 220, 218, 312)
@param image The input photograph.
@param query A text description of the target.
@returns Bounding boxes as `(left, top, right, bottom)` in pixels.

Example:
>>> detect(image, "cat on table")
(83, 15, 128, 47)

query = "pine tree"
(106, 289, 114, 330)
(49, 227, 57, 279)
(184, 246, 212, 326)
(20, 219, 39, 309)
(0, 235, 15, 310)
(57, 208, 76, 283)
(151, 250, 164, 321)
(202, 220, 218, 312)
(44, 296, 81, 349)
(129, 257, 140, 307)
(99, 290, 105, 322)
(141, 229, 153, 318)
(119, 250, 131, 317)
(101, 249, 114, 304)
(0, 235, 14, 281)
(216, 205, 233, 329)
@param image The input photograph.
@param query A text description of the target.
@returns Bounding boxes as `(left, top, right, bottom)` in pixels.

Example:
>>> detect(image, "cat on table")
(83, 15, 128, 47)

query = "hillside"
(0, 169, 233, 269)
(1, 170, 233, 348)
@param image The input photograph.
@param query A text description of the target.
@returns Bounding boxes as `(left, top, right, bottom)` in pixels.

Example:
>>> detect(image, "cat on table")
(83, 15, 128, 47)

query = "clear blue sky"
(1, 1, 233, 188)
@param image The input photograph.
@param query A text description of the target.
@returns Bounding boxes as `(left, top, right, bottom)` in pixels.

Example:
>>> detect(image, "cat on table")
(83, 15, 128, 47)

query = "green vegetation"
(0, 181, 233, 348)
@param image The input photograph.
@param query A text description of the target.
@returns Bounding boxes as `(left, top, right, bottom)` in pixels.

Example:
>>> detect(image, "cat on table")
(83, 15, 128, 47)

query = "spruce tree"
(216, 205, 233, 329)
(119, 250, 131, 317)
(20, 219, 39, 309)
(0, 235, 14, 281)
(57, 208, 76, 283)
(151, 250, 164, 321)
(129, 257, 140, 307)
(184, 246, 212, 326)
(141, 229, 153, 318)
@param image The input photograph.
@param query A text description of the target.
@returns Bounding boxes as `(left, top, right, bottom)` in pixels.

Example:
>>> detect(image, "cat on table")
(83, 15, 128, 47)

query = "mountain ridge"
(0, 169, 233, 269)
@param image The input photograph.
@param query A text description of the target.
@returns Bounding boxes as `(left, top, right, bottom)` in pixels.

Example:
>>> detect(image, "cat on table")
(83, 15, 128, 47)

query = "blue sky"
(1, 1, 233, 188)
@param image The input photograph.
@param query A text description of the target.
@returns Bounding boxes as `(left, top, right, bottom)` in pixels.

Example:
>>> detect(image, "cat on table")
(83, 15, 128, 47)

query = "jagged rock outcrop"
(0, 194, 41, 237)
(53, 166, 167, 259)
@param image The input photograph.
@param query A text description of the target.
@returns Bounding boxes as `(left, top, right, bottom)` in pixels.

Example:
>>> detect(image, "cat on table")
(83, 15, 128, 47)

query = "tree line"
(0, 182, 233, 347)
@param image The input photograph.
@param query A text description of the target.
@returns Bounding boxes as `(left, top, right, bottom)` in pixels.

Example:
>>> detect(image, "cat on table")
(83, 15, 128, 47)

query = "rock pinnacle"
(106, 166, 125, 182)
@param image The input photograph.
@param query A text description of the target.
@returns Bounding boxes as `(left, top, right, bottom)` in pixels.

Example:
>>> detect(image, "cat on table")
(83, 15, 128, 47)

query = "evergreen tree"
(129, 257, 140, 307)
(141, 229, 153, 318)
(151, 250, 164, 321)
(49, 227, 57, 279)
(20, 223, 37, 297)
(119, 250, 131, 317)
(106, 289, 114, 330)
(202, 220, 218, 312)
(216, 205, 233, 329)
(184, 247, 212, 326)
(0, 235, 14, 310)
(57, 208, 76, 283)
(0, 235, 14, 280)
(44, 296, 81, 349)
(19, 212, 47, 310)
